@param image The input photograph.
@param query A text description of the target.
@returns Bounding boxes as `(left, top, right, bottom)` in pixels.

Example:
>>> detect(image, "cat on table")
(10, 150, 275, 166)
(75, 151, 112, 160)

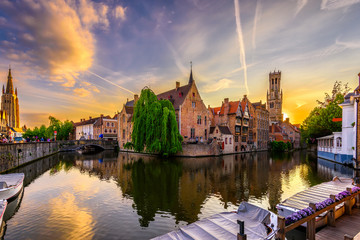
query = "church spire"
(6, 67, 14, 94)
(188, 61, 194, 84)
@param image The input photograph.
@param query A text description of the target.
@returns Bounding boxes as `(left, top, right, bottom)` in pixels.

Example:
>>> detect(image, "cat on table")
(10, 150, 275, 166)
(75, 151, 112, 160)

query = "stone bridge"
(58, 140, 118, 151)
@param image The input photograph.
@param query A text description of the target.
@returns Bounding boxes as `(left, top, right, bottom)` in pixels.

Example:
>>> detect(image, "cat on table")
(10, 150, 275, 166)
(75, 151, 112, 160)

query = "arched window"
(225, 138, 227, 144)
(105, 129, 108, 133)
(336, 137, 342, 147)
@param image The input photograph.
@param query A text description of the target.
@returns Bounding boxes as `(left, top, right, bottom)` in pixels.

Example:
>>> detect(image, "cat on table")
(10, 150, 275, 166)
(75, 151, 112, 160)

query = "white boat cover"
(0, 173, 24, 187)
(152, 202, 271, 240)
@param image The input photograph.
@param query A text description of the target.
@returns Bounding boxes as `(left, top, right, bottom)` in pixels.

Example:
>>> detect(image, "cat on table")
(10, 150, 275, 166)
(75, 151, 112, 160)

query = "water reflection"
(3, 150, 355, 239)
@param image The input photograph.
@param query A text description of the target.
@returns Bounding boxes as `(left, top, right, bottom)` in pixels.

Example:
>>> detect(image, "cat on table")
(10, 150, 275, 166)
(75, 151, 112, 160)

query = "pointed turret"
(6, 67, 14, 94)
(188, 61, 194, 84)
(15, 87, 17, 96)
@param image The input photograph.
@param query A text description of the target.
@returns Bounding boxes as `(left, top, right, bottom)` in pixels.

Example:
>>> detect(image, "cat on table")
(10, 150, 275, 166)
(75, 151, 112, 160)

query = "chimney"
(89, 116, 92, 120)
(286, 118, 289, 123)
(243, 95, 247, 100)
(176, 81, 180, 90)
(224, 98, 229, 103)
(134, 94, 139, 102)
(100, 114, 104, 118)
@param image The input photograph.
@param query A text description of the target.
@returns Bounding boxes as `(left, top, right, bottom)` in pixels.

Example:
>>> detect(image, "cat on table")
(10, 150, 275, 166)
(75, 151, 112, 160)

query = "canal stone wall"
(178, 141, 221, 157)
(0, 140, 118, 172)
(0, 142, 60, 172)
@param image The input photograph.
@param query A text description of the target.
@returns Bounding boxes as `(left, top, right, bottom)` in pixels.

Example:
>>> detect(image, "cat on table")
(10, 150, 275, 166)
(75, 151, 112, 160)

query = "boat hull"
(0, 174, 24, 201)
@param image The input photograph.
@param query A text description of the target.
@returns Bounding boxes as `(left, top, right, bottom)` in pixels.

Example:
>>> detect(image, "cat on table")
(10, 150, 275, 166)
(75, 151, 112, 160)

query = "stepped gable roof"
(252, 101, 266, 110)
(94, 115, 112, 127)
(241, 101, 247, 112)
(218, 125, 232, 135)
(157, 84, 192, 110)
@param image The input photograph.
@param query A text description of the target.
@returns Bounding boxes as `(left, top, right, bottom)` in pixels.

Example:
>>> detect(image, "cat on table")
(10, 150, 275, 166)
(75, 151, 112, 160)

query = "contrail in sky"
(252, 0, 262, 49)
(87, 70, 135, 95)
(234, 0, 249, 95)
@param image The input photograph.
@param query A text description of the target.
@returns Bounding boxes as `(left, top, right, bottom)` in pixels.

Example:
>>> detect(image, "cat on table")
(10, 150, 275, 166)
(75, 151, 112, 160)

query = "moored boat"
(0, 173, 24, 200)
(152, 202, 277, 240)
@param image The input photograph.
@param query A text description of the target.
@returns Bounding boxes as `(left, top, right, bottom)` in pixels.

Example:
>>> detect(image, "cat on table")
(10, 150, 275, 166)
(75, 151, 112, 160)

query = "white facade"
(76, 123, 94, 140)
(317, 92, 358, 164)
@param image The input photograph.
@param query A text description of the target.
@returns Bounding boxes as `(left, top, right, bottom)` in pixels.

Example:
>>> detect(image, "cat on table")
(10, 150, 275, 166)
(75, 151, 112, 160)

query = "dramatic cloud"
(0, 0, 125, 92)
(203, 78, 234, 93)
(114, 6, 127, 21)
(73, 88, 91, 97)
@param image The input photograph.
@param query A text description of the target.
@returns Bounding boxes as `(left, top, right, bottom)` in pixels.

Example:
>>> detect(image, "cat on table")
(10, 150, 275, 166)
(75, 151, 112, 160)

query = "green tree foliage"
(131, 88, 183, 156)
(22, 116, 73, 140)
(270, 141, 290, 152)
(301, 81, 349, 142)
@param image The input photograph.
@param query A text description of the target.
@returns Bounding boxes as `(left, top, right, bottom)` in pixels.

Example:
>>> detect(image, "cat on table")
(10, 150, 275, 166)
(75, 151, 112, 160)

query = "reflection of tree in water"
(130, 159, 182, 227)
(49, 159, 74, 175)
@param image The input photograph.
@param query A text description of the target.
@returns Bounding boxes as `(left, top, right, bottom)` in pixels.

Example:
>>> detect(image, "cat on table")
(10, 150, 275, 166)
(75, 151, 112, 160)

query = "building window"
(205, 116, 207, 126)
(112, 123, 114, 127)
(272, 79, 274, 85)
(229, 138, 232, 144)
(107, 122, 110, 127)
(216, 129, 218, 134)
(225, 138, 227, 144)
(105, 129, 108, 133)
(114, 129, 116, 133)
(109, 129, 112, 133)
(242, 136, 246, 142)
(197, 115, 201, 125)
(270, 102, 274, 108)
(336, 137, 342, 147)
(192, 92, 195, 97)
(122, 129, 125, 139)
(235, 136, 239, 142)
(235, 126, 241, 134)
(192, 102, 196, 108)
(123, 115, 125, 123)
(205, 129, 207, 140)
(191, 128, 195, 139)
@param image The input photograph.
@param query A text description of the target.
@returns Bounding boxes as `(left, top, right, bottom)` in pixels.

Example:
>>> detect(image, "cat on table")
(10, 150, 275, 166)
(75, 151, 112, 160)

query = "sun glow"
(283, 112, 289, 121)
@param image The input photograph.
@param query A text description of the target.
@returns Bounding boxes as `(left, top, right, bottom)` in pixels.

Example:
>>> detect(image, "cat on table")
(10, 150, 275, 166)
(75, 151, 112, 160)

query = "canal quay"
(0, 150, 353, 240)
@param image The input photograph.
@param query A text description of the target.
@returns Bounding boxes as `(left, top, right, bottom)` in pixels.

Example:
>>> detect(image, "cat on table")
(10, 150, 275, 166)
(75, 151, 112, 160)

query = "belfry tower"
(267, 70, 283, 123)
(1, 68, 20, 128)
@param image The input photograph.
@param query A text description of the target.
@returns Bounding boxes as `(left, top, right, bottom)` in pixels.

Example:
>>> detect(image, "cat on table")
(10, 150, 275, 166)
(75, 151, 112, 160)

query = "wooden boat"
(276, 177, 355, 229)
(0, 173, 24, 200)
(152, 202, 277, 240)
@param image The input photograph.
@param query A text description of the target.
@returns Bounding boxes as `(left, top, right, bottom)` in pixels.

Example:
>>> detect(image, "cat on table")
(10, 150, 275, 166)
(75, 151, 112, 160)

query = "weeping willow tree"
(131, 88, 183, 156)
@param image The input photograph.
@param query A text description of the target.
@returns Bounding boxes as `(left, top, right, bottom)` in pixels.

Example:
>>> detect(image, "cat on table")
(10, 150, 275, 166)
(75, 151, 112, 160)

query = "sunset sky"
(0, 0, 359, 128)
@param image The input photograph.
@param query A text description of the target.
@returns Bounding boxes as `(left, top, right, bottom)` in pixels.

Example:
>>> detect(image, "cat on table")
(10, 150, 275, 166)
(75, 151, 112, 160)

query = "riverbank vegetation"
(23, 116, 73, 140)
(270, 141, 292, 152)
(125, 88, 183, 156)
(301, 81, 350, 143)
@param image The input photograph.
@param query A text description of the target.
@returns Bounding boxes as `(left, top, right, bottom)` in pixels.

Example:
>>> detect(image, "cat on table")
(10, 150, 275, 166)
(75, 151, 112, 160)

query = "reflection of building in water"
(71, 151, 337, 226)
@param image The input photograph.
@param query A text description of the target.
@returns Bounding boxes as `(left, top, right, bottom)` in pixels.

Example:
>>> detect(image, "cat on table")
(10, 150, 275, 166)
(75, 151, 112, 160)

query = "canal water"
(2, 150, 354, 239)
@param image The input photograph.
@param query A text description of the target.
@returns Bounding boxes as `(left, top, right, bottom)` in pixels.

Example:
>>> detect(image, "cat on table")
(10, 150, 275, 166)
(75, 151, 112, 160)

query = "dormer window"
(192, 92, 195, 97)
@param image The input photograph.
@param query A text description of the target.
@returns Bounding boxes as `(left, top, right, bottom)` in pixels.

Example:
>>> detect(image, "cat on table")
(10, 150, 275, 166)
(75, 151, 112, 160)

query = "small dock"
(278, 177, 354, 212)
(316, 207, 360, 240)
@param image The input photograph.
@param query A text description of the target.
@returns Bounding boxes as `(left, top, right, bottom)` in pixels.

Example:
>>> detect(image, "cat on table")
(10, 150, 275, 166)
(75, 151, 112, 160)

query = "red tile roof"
(219, 101, 239, 115)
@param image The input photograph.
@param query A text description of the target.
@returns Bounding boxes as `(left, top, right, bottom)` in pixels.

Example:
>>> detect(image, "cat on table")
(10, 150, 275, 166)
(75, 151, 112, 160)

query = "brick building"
(118, 96, 136, 147)
(209, 98, 250, 152)
(117, 67, 210, 147)
(269, 123, 289, 143)
(75, 115, 118, 140)
(241, 95, 256, 149)
(94, 115, 118, 140)
(252, 101, 269, 150)
(209, 125, 233, 153)
(280, 118, 301, 148)
(267, 70, 283, 123)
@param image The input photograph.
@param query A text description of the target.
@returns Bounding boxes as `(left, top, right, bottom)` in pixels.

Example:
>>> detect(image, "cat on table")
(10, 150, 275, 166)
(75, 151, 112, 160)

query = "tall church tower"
(1, 68, 20, 128)
(267, 70, 283, 123)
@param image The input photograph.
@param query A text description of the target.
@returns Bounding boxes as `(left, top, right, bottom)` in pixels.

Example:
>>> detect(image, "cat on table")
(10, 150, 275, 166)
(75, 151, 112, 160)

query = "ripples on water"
(2, 150, 355, 239)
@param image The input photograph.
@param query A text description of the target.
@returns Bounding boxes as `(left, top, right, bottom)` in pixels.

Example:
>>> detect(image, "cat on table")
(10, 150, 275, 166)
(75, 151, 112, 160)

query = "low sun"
(283, 112, 289, 121)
